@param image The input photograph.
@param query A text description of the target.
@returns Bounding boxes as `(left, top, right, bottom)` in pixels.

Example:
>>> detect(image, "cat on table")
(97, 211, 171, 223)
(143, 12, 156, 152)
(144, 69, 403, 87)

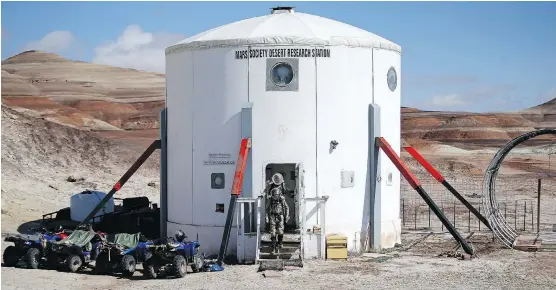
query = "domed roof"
(165, 7, 401, 55)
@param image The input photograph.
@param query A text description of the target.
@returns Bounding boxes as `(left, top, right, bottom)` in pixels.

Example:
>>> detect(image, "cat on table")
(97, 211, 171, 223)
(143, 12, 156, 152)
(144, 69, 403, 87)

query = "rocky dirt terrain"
(1, 50, 555, 289)
(1, 105, 160, 233)
(2, 232, 556, 290)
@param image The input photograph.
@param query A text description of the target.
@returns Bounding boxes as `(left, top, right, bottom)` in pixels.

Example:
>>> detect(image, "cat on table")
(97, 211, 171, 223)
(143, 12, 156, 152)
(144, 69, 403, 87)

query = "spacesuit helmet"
(175, 230, 186, 242)
(271, 173, 284, 185)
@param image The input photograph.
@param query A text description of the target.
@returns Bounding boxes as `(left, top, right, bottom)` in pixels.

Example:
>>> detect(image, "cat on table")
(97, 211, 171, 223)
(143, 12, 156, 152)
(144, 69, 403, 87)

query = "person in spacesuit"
(265, 187, 290, 252)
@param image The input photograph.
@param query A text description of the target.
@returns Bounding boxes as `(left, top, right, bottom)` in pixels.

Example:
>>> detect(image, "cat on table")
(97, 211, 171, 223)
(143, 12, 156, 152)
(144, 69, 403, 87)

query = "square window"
(211, 173, 225, 189)
(215, 203, 224, 213)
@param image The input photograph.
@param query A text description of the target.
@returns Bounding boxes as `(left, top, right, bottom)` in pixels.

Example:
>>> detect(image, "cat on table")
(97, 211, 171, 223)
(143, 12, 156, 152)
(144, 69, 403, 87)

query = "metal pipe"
(537, 179, 541, 233)
(415, 186, 474, 255)
(482, 128, 555, 248)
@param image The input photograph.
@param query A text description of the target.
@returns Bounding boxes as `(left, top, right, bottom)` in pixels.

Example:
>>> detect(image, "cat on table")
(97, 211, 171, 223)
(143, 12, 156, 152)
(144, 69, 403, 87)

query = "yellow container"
(326, 234, 348, 260)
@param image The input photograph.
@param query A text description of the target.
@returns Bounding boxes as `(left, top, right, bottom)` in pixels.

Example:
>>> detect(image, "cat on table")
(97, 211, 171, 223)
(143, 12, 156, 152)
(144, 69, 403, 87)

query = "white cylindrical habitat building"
(165, 7, 402, 259)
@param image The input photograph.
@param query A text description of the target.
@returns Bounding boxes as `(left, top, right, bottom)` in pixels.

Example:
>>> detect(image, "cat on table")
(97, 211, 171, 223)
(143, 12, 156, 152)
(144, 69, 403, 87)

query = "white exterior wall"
(166, 48, 248, 256)
(373, 49, 402, 247)
(166, 52, 193, 226)
(316, 47, 374, 253)
(166, 45, 401, 256)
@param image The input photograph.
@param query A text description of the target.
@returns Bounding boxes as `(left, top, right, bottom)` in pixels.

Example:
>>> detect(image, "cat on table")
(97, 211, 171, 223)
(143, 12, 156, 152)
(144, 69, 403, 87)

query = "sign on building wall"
(203, 153, 236, 165)
(234, 47, 331, 60)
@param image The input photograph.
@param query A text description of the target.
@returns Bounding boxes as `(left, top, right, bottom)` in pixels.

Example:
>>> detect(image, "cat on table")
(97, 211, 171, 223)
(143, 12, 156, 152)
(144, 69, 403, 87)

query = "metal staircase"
(259, 233, 302, 260)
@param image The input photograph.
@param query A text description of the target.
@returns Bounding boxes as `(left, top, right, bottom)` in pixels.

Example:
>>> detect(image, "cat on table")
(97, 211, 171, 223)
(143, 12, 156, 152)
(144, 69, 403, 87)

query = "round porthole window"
(387, 67, 397, 92)
(271, 62, 294, 87)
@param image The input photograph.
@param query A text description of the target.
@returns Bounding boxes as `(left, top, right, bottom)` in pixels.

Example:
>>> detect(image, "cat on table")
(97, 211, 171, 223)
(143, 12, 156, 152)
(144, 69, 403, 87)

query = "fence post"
(414, 204, 417, 230)
(441, 200, 444, 232)
(531, 203, 534, 231)
(478, 206, 481, 231)
(428, 206, 431, 229)
(514, 200, 517, 230)
(468, 208, 471, 232)
(453, 201, 456, 229)
(537, 179, 541, 233)
(523, 201, 526, 231)
(402, 198, 405, 226)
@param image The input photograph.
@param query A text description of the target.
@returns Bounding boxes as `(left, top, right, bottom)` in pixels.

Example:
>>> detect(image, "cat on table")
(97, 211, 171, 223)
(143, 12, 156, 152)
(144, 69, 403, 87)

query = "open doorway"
(265, 163, 299, 233)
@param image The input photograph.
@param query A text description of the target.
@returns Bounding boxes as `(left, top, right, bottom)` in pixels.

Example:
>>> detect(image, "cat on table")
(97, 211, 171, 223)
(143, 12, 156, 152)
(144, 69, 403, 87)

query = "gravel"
(3, 233, 556, 290)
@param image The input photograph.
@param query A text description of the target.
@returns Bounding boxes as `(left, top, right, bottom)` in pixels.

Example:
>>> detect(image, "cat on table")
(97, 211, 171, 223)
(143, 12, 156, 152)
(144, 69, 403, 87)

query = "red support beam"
(376, 137, 475, 255)
(218, 137, 251, 266)
(231, 138, 251, 196)
(376, 137, 420, 189)
(403, 146, 445, 183)
(403, 146, 492, 231)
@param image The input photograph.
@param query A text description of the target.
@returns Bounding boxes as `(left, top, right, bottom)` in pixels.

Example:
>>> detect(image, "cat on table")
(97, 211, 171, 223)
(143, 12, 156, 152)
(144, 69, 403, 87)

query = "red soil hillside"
(2, 51, 554, 152)
(1, 50, 165, 133)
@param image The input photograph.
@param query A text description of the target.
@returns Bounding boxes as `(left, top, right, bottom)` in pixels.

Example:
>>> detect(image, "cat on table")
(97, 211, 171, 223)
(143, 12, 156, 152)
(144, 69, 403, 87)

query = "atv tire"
(24, 247, 41, 269)
(142, 259, 157, 279)
(66, 255, 82, 273)
(172, 255, 187, 278)
(120, 255, 136, 277)
(94, 252, 109, 275)
(191, 250, 204, 273)
(2, 246, 20, 267)
(46, 251, 59, 270)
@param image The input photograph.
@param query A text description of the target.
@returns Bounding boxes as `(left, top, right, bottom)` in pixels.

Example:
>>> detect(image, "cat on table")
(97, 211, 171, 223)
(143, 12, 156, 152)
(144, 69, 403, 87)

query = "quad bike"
(47, 229, 104, 273)
(2, 227, 67, 269)
(93, 232, 152, 277)
(142, 230, 205, 279)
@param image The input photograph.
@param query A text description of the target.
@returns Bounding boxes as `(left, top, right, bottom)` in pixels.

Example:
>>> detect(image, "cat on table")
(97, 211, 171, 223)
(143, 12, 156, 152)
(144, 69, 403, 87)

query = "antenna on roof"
(271, 6, 295, 14)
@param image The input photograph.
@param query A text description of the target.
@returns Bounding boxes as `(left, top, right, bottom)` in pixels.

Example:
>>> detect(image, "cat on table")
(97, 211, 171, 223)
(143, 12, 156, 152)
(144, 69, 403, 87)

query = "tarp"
(54, 230, 98, 248)
(104, 233, 141, 249)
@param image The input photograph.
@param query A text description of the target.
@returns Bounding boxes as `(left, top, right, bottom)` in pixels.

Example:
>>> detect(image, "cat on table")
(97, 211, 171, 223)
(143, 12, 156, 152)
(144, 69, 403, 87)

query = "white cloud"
(427, 94, 466, 108)
(92, 25, 184, 73)
(24, 31, 76, 53)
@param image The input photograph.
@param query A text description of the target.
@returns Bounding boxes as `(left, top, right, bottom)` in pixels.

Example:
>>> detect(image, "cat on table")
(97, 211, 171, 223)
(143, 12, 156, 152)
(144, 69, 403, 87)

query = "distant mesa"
(2, 50, 73, 65)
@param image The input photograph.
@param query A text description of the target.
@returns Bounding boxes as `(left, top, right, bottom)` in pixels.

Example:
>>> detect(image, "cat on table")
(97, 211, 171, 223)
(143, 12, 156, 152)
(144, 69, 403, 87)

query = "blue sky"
(2, 1, 555, 112)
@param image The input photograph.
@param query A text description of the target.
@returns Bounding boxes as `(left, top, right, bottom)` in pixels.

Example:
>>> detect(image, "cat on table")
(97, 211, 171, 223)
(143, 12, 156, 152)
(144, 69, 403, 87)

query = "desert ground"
(2, 232, 556, 290)
(1, 51, 555, 289)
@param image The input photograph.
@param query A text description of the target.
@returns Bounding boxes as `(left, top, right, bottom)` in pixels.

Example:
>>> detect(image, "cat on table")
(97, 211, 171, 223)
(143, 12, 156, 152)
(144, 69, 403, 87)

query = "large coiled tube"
(482, 128, 556, 248)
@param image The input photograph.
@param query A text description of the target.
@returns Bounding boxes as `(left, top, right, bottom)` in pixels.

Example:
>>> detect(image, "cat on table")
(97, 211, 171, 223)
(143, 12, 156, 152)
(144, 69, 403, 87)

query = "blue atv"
(2, 227, 66, 269)
(93, 233, 152, 277)
(142, 230, 205, 279)
(47, 229, 103, 273)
